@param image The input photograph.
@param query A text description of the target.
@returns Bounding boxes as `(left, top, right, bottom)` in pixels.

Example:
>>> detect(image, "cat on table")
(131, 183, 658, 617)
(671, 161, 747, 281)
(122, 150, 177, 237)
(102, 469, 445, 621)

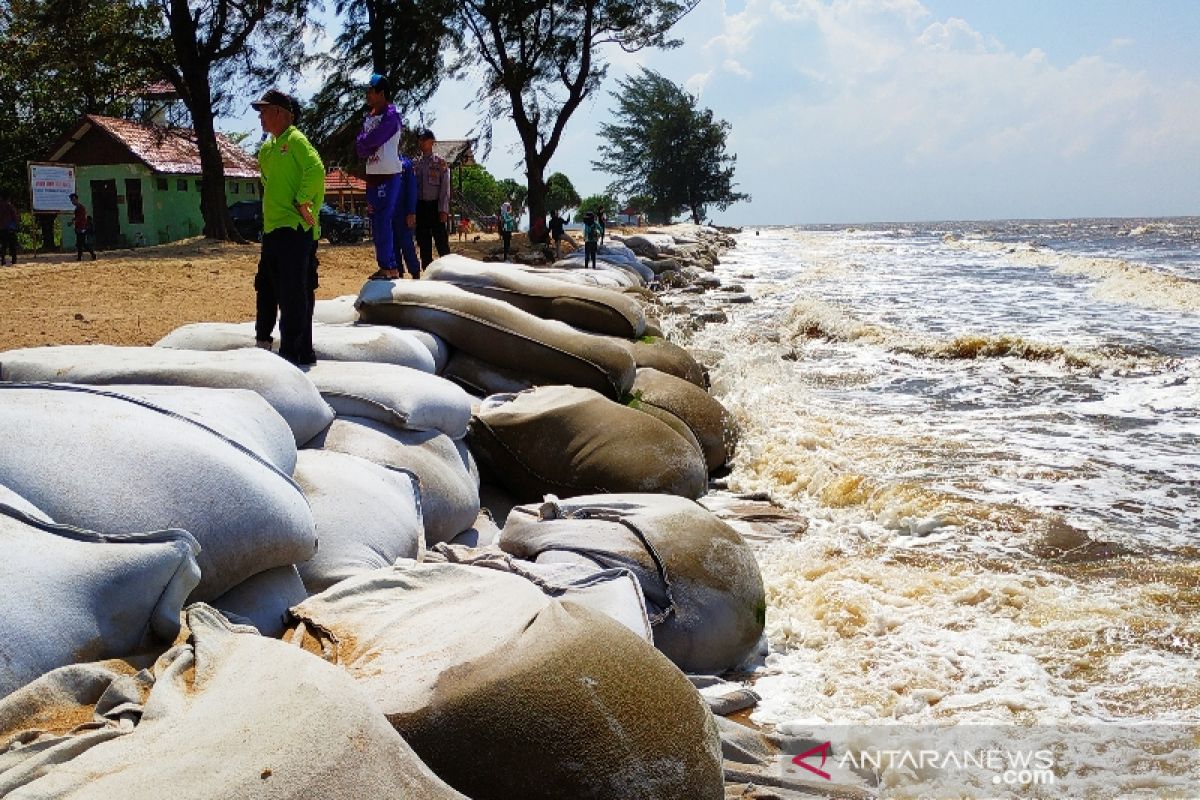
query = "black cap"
(251, 88, 299, 117)
(417, 128, 436, 141)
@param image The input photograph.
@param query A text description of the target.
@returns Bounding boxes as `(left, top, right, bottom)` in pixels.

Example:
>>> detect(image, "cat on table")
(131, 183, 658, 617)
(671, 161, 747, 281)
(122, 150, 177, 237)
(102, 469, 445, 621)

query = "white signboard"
(28, 163, 76, 212)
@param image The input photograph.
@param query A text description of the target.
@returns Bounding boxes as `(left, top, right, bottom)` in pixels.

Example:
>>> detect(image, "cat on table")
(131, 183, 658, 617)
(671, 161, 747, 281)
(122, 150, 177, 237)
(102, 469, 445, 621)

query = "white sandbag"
(292, 449, 424, 593)
(426, 543, 651, 640)
(500, 493, 766, 674)
(447, 510, 501, 548)
(313, 294, 360, 323)
(0, 345, 334, 445)
(303, 417, 478, 546)
(0, 604, 466, 798)
(0, 504, 199, 698)
(302, 361, 472, 439)
(103, 384, 297, 474)
(155, 321, 439, 373)
(210, 565, 308, 638)
(539, 264, 639, 289)
(0, 383, 317, 601)
(288, 563, 723, 800)
(393, 326, 452, 373)
(0, 484, 51, 524)
(558, 242, 655, 283)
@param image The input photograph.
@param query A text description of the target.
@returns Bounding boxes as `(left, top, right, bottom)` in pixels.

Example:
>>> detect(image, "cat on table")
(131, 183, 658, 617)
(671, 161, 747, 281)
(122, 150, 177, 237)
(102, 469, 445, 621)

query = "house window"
(195, 180, 202, 192)
(177, 179, 187, 191)
(157, 177, 168, 191)
(246, 183, 256, 195)
(230, 181, 239, 194)
(125, 179, 144, 224)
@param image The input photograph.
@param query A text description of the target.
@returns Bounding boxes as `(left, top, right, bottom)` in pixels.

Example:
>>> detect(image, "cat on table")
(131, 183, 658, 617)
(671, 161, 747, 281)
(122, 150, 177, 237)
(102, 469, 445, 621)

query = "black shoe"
(91, 253, 96, 261)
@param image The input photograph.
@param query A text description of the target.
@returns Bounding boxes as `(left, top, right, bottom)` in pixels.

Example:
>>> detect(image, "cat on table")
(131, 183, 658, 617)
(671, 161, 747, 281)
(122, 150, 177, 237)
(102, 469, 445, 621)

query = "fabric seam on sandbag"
(317, 390, 412, 428)
(0, 382, 308, 500)
(0, 501, 200, 553)
(443, 283, 639, 335)
(469, 417, 609, 495)
(359, 300, 621, 396)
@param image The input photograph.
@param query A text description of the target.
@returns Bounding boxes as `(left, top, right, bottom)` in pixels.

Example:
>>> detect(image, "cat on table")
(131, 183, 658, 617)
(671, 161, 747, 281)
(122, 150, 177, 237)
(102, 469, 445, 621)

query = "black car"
(226, 200, 365, 245)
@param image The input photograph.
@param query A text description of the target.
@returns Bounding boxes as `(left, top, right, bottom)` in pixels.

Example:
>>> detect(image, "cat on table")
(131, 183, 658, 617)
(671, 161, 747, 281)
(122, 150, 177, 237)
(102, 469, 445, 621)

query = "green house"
(47, 114, 261, 250)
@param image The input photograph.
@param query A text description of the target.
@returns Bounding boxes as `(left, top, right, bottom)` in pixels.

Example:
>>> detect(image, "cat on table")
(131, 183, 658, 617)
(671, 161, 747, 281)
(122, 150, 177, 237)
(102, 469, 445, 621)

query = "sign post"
(28, 162, 76, 213)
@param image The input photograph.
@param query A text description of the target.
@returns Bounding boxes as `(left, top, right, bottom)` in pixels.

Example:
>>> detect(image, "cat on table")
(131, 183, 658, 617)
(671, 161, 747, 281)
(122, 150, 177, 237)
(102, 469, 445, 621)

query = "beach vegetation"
(451, 0, 699, 241)
(595, 67, 749, 224)
(545, 172, 582, 213)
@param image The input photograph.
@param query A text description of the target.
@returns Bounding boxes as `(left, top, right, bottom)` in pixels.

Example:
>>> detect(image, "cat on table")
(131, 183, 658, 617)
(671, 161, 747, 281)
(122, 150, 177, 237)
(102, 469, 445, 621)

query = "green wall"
(62, 164, 261, 249)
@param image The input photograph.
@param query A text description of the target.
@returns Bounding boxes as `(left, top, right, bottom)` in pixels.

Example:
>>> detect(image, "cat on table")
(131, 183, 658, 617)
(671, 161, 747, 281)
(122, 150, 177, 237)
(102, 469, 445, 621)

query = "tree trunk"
(524, 157, 548, 244)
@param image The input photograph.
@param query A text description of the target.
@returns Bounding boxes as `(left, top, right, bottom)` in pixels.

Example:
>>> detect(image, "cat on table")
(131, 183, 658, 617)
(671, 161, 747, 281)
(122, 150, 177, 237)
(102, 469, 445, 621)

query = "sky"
(222, 0, 1200, 225)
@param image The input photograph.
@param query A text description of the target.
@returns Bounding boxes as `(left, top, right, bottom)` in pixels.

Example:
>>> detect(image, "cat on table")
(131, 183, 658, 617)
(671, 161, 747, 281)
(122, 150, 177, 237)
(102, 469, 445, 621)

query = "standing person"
(356, 74, 404, 281)
(0, 191, 18, 266)
(582, 211, 601, 269)
(597, 208, 608, 245)
(396, 151, 421, 278)
(68, 194, 95, 261)
(458, 215, 470, 241)
(252, 88, 325, 366)
(413, 129, 450, 268)
(548, 209, 570, 261)
(499, 200, 516, 262)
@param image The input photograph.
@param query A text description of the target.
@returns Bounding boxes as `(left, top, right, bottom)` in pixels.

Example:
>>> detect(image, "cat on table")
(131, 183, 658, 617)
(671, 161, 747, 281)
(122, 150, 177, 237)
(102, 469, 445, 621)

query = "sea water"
(676, 218, 1200, 796)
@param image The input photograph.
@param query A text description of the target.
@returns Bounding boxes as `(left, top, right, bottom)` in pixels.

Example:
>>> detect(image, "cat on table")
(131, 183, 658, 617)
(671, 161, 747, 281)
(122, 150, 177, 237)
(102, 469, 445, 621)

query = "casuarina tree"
(132, 0, 312, 241)
(595, 67, 748, 224)
(544, 172, 581, 214)
(453, 0, 697, 242)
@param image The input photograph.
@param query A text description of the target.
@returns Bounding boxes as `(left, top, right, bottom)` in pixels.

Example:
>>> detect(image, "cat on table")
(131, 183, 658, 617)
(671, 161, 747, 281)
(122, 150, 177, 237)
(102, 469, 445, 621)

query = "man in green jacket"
(252, 88, 325, 366)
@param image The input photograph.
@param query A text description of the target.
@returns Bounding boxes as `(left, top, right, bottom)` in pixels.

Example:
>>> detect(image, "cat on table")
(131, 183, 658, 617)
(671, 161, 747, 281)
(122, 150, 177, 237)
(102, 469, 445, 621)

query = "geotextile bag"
(631, 367, 738, 472)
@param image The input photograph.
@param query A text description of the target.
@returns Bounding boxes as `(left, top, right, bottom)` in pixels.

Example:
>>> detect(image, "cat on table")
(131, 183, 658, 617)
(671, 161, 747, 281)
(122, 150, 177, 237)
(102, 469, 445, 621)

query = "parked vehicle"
(226, 201, 366, 245)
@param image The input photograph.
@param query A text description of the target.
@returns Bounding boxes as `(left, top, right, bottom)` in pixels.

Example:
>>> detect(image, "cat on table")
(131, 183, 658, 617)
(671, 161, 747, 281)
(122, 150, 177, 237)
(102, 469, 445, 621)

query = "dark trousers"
(585, 240, 598, 268)
(256, 225, 315, 365)
(0, 230, 16, 264)
(500, 230, 512, 261)
(75, 229, 95, 260)
(415, 199, 449, 268)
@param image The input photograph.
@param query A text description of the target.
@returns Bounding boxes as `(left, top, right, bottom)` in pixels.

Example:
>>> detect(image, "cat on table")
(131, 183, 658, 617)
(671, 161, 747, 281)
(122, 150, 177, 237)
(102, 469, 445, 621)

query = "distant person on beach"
(458, 215, 469, 241)
(0, 191, 18, 266)
(499, 200, 516, 261)
(548, 209, 572, 260)
(252, 88, 324, 366)
(356, 74, 405, 281)
(413, 129, 450, 268)
(597, 208, 607, 245)
(582, 211, 601, 269)
(68, 194, 95, 261)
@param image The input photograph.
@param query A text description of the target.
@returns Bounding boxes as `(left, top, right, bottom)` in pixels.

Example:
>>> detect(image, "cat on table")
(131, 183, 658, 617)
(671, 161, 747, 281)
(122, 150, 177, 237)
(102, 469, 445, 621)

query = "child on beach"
(582, 211, 600, 269)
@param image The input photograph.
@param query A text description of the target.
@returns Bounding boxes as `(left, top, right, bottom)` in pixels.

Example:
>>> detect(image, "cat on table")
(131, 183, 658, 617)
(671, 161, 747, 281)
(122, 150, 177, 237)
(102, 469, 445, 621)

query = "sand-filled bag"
(355, 280, 635, 399)
(313, 294, 360, 323)
(441, 351, 534, 397)
(103, 384, 297, 474)
(609, 335, 708, 388)
(557, 242, 655, 283)
(302, 360, 472, 439)
(304, 417, 477, 545)
(0, 605, 466, 799)
(288, 562, 723, 800)
(425, 254, 647, 338)
(0, 504, 199, 698)
(292, 449, 424, 593)
(632, 368, 738, 471)
(210, 565, 309, 638)
(156, 321, 438, 372)
(526, 264, 638, 289)
(0, 384, 316, 601)
(500, 493, 766, 674)
(0, 345, 333, 445)
(467, 386, 707, 502)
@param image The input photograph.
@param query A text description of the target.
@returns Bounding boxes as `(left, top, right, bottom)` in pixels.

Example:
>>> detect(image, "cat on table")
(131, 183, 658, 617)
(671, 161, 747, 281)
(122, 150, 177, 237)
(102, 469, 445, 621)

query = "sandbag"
(500, 493, 766, 674)
(441, 351, 533, 397)
(425, 254, 646, 338)
(210, 566, 308, 638)
(0, 503, 199, 698)
(303, 360, 472, 439)
(610, 335, 708, 387)
(288, 563, 723, 800)
(355, 280, 635, 398)
(103, 384, 297, 474)
(0, 605, 466, 799)
(446, 510, 500, 548)
(0, 345, 334, 445)
(0, 484, 51, 523)
(0, 383, 317, 601)
(559, 242, 655, 283)
(632, 368, 737, 471)
(529, 264, 638, 289)
(313, 294, 360, 323)
(304, 416, 478, 546)
(292, 449, 424, 593)
(467, 386, 707, 502)
(156, 321, 438, 373)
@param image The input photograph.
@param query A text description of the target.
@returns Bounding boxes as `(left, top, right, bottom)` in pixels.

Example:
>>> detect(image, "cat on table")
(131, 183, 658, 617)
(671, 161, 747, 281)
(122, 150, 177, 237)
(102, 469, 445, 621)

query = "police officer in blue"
(412, 128, 450, 268)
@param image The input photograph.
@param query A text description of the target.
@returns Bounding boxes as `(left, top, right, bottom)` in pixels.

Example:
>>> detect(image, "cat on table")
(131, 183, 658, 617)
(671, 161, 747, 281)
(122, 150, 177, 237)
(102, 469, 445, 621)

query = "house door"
(90, 179, 120, 249)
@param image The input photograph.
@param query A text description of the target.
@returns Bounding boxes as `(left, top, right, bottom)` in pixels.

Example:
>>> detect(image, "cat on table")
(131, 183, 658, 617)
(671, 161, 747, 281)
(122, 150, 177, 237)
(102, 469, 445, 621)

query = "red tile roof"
(79, 114, 260, 178)
(325, 167, 365, 193)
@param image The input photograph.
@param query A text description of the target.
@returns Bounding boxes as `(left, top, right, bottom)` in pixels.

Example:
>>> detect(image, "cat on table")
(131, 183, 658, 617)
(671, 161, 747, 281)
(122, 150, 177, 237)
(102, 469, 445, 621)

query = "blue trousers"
(369, 174, 402, 269)
(395, 222, 420, 277)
